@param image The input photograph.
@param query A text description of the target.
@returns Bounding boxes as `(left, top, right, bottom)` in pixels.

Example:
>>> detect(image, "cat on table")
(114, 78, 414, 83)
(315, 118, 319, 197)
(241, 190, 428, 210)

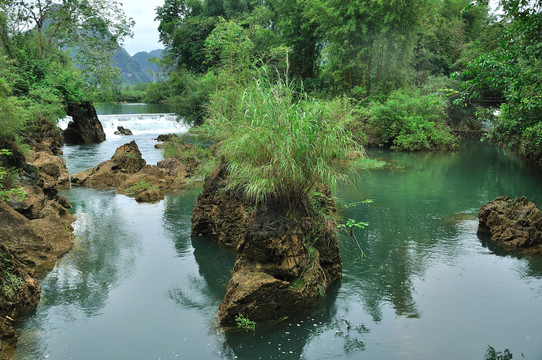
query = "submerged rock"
(478, 196, 542, 255)
(71, 141, 146, 188)
(114, 126, 133, 136)
(191, 165, 342, 325)
(63, 101, 106, 145)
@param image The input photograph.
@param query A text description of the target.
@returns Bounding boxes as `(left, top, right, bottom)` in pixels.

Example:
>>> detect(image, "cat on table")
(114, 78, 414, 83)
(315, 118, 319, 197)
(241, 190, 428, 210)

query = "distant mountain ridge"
(113, 48, 163, 84)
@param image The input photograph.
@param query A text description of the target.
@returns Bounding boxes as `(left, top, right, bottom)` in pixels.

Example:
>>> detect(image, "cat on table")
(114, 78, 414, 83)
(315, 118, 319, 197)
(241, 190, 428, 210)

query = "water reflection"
(221, 284, 344, 360)
(14, 188, 144, 358)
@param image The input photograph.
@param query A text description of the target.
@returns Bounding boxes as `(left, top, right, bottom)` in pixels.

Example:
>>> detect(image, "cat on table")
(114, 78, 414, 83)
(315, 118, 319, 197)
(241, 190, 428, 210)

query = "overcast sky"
(122, 0, 165, 55)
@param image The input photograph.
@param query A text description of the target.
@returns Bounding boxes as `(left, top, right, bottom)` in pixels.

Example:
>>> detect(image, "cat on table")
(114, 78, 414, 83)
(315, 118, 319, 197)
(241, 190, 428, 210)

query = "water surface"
(14, 111, 542, 359)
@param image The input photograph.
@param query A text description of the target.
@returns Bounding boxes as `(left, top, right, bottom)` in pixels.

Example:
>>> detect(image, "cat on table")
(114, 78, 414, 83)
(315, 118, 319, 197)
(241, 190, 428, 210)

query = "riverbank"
(0, 122, 75, 358)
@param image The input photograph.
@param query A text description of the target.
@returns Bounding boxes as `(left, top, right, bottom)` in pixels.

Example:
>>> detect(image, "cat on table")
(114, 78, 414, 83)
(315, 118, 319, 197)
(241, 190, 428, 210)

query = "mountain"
(112, 48, 163, 84)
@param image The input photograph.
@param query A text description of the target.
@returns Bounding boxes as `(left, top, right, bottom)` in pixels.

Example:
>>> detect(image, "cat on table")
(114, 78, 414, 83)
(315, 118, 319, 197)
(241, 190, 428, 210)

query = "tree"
(303, 0, 424, 98)
(0, 0, 133, 97)
(461, 0, 542, 163)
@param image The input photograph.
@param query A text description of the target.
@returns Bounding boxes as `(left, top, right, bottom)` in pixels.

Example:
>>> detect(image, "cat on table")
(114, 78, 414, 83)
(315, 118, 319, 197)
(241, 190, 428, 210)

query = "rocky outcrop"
(71, 140, 146, 188)
(23, 118, 65, 155)
(478, 196, 542, 255)
(0, 124, 75, 357)
(63, 101, 106, 145)
(190, 166, 250, 248)
(191, 166, 342, 325)
(0, 243, 41, 359)
(114, 126, 133, 136)
(25, 151, 69, 188)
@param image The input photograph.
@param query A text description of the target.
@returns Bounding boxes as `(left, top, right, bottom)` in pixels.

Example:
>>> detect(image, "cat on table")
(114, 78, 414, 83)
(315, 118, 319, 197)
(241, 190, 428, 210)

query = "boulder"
(63, 101, 106, 145)
(478, 196, 542, 255)
(0, 202, 74, 271)
(71, 141, 146, 188)
(25, 151, 69, 188)
(192, 165, 342, 324)
(156, 134, 179, 142)
(114, 126, 133, 136)
(135, 189, 163, 203)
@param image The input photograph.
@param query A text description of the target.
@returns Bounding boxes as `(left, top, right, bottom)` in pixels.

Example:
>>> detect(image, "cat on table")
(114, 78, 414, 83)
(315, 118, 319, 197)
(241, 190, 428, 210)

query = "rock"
(118, 165, 172, 192)
(114, 126, 133, 136)
(156, 134, 179, 142)
(157, 158, 189, 188)
(191, 166, 250, 248)
(63, 101, 106, 145)
(135, 189, 163, 203)
(0, 202, 73, 271)
(478, 196, 542, 255)
(0, 138, 25, 169)
(192, 165, 342, 324)
(0, 243, 41, 357)
(25, 151, 69, 188)
(22, 118, 65, 155)
(71, 141, 146, 188)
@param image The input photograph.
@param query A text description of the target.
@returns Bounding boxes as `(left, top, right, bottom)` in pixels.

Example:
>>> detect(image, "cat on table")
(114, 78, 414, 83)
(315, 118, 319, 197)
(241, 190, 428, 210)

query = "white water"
(58, 113, 189, 138)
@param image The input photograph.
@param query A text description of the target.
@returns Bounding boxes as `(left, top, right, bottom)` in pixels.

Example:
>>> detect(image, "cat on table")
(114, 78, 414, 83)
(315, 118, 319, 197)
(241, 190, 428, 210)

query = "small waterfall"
(58, 113, 190, 137)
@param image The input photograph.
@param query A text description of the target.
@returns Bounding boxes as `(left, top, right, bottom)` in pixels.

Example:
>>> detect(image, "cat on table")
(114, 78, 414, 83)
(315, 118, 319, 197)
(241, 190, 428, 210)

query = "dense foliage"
(0, 0, 133, 140)
(460, 1, 542, 164)
(154, 0, 498, 152)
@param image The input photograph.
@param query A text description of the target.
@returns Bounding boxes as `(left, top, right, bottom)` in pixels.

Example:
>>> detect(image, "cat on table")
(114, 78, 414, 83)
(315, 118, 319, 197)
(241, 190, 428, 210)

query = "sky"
(121, 0, 165, 55)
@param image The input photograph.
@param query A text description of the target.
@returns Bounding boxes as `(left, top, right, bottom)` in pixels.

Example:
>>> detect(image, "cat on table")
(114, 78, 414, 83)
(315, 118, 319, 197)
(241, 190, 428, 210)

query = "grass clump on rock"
(203, 70, 358, 212)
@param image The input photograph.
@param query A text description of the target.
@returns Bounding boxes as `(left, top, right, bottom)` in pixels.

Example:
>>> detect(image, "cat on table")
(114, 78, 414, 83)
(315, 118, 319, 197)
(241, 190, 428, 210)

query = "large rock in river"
(192, 165, 342, 325)
(71, 141, 146, 188)
(63, 101, 106, 145)
(478, 196, 542, 255)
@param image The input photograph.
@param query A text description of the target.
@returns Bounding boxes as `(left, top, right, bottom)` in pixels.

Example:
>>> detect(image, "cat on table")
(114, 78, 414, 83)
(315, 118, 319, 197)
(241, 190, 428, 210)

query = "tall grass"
(205, 70, 357, 211)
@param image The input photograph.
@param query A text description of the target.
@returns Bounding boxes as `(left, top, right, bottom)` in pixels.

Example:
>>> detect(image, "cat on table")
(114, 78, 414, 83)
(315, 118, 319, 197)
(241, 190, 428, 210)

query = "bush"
(204, 70, 357, 211)
(366, 89, 457, 151)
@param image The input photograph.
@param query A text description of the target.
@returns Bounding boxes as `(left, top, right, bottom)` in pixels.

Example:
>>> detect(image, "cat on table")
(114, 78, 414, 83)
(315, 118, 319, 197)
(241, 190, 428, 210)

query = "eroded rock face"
(71, 141, 146, 188)
(191, 166, 250, 248)
(63, 101, 106, 145)
(23, 118, 65, 155)
(191, 166, 342, 324)
(0, 244, 41, 358)
(479, 196, 542, 255)
(0, 201, 74, 271)
(25, 151, 69, 188)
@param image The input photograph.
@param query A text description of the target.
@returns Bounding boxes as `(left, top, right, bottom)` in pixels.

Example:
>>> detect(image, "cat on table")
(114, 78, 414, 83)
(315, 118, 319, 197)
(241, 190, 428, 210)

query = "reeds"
(205, 70, 356, 211)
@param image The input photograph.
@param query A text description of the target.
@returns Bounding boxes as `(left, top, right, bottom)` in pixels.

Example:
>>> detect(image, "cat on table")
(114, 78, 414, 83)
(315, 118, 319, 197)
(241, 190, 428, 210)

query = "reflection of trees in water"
(163, 187, 237, 309)
(167, 237, 236, 310)
(484, 346, 513, 360)
(14, 189, 144, 358)
(161, 188, 201, 256)
(337, 141, 542, 323)
(39, 189, 141, 317)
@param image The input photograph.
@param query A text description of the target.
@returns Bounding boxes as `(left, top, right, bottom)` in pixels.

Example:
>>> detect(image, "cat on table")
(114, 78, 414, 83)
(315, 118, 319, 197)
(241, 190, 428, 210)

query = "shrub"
(204, 69, 357, 211)
(366, 89, 457, 151)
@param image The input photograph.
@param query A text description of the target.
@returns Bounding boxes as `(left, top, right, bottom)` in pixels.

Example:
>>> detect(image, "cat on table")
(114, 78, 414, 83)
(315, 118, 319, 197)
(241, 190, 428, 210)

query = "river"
(13, 104, 542, 359)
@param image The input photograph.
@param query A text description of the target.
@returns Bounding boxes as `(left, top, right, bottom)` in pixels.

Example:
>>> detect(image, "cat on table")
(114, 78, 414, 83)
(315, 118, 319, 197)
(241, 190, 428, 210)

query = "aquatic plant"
(235, 313, 256, 332)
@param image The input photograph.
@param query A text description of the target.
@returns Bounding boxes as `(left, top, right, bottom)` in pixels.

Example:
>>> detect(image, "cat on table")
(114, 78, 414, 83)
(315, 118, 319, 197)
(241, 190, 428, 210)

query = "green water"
(13, 140, 542, 359)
